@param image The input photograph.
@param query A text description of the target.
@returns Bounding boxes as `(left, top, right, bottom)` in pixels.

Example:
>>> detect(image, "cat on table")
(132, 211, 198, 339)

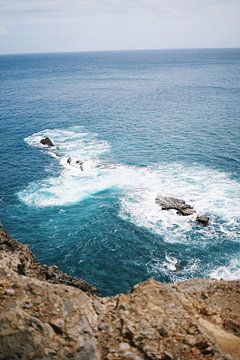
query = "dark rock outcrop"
(156, 195, 196, 216)
(0, 225, 240, 359)
(197, 214, 210, 226)
(76, 160, 84, 171)
(40, 137, 54, 147)
(0, 225, 96, 295)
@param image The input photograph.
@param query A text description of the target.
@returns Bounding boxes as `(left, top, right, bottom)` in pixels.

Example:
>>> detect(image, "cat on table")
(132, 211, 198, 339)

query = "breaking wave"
(19, 126, 240, 248)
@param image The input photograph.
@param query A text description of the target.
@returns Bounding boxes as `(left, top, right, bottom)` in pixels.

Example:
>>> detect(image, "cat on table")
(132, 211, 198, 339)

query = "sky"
(0, 0, 240, 54)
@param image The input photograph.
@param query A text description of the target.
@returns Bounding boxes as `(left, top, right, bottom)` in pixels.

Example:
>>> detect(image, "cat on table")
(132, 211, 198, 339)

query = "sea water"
(0, 49, 239, 295)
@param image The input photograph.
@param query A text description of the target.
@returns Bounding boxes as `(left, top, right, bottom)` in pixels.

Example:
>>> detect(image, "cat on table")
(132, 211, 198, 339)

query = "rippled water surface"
(0, 49, 240, 295)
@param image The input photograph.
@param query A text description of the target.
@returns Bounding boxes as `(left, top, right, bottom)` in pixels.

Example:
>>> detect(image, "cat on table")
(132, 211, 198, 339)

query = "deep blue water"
(0, 49, 240, 296)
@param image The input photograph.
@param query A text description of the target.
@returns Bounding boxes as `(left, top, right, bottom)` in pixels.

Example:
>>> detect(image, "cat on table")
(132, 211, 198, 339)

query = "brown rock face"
(0, 226, 96, 295)
(0, 226, 240, 360)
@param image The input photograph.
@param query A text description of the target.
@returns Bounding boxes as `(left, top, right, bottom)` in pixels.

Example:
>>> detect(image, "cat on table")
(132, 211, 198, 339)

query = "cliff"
(0, 225, 239, 360)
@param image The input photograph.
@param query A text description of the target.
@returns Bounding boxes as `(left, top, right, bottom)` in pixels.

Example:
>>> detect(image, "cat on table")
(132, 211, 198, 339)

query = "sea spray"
(19, 127, 240, 250)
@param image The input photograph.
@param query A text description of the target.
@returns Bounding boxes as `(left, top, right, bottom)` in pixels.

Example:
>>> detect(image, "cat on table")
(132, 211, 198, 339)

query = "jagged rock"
(0, 230, 96, 295)
(196, 215, 210, 226)
(76, 160, 84, 171)
(40, 137, 54, 147)
(156, 195, 196, 216)
(180, 207, 196, 216)
(0, 226, 240, 360)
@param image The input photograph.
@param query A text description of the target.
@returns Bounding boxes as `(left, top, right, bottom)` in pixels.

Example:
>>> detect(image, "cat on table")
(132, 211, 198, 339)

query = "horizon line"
(1, 46, 240, 57)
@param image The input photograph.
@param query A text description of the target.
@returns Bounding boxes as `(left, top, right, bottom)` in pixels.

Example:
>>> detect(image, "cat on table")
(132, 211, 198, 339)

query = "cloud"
(0, 0, 238, 19)
(0, 25, 7, 35)
(0, 0, 239, 54)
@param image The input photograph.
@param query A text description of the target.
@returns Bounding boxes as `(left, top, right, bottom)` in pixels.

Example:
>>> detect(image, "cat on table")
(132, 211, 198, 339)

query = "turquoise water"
(0, 49, 240, 295)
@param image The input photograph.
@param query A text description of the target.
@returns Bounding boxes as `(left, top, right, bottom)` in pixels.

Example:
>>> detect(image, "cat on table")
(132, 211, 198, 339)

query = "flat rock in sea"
(155, 195, 196, 216)
(40, 137, 54, 147)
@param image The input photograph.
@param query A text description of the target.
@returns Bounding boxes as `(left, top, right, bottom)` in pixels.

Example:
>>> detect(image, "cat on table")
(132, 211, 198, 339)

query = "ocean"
(0, 49, 240, 296)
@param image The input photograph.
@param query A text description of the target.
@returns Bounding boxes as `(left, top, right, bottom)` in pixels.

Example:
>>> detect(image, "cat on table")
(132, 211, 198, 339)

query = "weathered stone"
(196, 214, 210, 226)
(49, 318, 65, 335)
(0, 226, 240, 360)
(0, 232, 96, 296)
(40, 137, 54, 147)
(184, 334, 197, 346)
(23, 301, 33, 309)
(159, 327, 168, 337)
(4, 288, 15, 296)
(156, 195, 196, 216)
(161, 352, 174, 360)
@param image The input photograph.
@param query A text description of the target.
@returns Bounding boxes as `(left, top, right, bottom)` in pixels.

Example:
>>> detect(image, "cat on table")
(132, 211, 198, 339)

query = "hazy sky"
(0, 0, 240, 54)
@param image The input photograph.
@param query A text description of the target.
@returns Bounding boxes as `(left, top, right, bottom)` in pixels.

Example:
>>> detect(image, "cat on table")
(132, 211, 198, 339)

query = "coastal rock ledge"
(0, 226, 240, 360)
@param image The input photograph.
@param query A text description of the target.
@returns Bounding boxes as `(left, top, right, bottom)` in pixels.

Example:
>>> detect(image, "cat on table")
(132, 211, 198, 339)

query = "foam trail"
(19, 127, 240, 247)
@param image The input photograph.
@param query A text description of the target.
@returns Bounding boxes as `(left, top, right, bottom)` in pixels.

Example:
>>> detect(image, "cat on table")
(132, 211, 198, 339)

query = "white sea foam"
(165, 254, 179, 272)
(148, 252, 201, 282)
(119, 163, 240, 243)
(20, 127, 111, 206)
(19, 126, 240, 244)
(210, 258, 240, 281)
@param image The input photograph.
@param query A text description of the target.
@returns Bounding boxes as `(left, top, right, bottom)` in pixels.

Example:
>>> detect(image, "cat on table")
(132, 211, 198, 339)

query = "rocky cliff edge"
(0, 225, 239, 360)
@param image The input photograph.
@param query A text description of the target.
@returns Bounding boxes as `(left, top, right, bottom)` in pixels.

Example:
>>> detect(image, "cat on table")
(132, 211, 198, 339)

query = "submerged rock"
(156, 195, 196, 216)
(40, 137, 54, 147)
(196, 214, 210, 226)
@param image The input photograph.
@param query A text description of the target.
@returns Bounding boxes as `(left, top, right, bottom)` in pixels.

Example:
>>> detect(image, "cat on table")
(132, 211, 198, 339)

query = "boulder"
(40, 137, 54, 147)
(196, 214, 209, 226)
(156, 195, 196, 216)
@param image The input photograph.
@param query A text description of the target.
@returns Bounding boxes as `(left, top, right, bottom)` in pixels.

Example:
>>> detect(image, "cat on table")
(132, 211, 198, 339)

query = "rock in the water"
(156, 195, 196, 216)
(178, 207, 196, 216)
(76, 160, 84, 171)
(76, 160, 83, 165)
(196, 214, 209, 225)
(40, 137, 54, 147)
